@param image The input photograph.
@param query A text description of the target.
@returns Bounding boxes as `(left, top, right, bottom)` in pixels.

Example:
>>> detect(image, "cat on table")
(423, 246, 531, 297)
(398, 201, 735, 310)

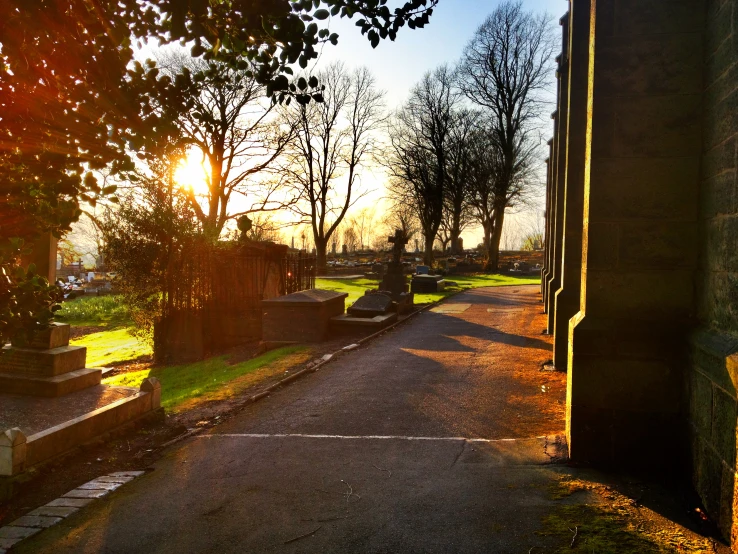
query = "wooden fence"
(154, 242, 315, 363)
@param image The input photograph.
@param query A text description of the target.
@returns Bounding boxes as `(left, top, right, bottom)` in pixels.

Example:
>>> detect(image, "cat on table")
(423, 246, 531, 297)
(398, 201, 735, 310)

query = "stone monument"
(378, 230, 413, 312)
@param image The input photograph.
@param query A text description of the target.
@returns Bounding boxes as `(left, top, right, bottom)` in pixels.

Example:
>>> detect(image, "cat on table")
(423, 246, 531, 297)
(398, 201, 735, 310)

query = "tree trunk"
(315, 238, 328, 275)
(488, 205, 506, 271)
(450, 209, 462, 254)
(481, 220, 494, 272)
(423, 233, 435, 266)
(450, 229, 461, 254)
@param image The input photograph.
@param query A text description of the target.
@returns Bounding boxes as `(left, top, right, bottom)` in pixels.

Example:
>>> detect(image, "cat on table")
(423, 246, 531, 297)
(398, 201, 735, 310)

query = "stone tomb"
(411, 273, 446, 293)
(261, 289, 348, 342)
(0, 322, 161, 485)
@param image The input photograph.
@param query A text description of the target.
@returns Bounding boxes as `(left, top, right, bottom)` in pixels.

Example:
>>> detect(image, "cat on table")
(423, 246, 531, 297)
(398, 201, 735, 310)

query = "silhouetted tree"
(457, 0, 554, 269)
(387, 65, 458, 266)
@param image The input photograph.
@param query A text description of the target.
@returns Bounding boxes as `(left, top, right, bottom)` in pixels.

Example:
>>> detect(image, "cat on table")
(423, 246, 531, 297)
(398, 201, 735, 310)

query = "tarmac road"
(17, 285, 573, 553)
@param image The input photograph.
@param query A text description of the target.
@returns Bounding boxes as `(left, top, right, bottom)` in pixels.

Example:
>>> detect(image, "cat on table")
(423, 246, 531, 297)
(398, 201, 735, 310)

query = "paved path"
(18, 285, 572, 553)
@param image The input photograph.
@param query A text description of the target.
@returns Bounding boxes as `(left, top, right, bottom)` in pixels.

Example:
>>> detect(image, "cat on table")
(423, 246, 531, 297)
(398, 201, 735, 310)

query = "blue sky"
(311, 0, 564, 246)
(316, 0, 564, 108)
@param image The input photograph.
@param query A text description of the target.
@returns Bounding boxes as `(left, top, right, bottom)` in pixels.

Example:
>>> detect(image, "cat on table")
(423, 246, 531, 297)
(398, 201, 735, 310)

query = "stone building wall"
(688, 0, 738, 542)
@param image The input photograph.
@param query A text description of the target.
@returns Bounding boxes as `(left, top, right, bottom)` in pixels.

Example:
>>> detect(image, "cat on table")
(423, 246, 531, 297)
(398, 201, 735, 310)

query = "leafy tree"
(0, 0, 436, 344)
(101, 153, 202, 343)
(457, 0, 553, 269)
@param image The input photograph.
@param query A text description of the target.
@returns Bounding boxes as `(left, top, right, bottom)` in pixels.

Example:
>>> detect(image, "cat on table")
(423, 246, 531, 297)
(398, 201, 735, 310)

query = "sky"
(316, 0, 563, 109)
(303, 0, 564, 248)
(141, 0, 565, 253)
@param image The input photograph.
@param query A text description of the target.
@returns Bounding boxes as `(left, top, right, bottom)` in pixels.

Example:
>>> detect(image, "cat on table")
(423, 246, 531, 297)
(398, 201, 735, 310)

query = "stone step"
(0, 345, 87, 377)
(0, 368, 102, 397)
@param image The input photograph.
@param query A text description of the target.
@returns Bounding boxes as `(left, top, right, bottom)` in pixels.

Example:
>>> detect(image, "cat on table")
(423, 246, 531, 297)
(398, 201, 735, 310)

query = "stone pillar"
(545, 15, 571, 333)
(542, 140, 555, 308)
(552, 1, 589, 370)
(566, 0, 703, 464)
(20, 232, 58, 283)
(541, 155, 551, 299)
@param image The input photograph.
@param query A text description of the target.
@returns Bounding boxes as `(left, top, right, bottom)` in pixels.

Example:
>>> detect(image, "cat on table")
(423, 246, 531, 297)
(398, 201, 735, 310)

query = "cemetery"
(5, 0, 738, 551)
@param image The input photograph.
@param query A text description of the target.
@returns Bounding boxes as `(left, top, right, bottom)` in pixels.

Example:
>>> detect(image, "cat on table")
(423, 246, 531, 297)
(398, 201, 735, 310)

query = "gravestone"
(416, 265, 429, 275)
(375, 230, 414, 313)
(411, 274, 446, 293)
(347, 294, 394, 318)
(380, 230, 409, 296)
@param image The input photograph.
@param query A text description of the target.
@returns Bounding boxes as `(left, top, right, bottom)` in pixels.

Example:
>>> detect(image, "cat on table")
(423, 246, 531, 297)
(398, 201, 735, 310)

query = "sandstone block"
(0, 428, 26, 477)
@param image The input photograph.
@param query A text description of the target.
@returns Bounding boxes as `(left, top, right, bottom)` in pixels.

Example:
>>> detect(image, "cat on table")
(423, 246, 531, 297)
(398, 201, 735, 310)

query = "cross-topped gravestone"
(388, 229, 408, 266)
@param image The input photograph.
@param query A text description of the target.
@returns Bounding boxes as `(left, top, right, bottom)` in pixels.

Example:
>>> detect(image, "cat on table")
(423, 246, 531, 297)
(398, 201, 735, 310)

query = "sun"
(173, 149, 210, 196)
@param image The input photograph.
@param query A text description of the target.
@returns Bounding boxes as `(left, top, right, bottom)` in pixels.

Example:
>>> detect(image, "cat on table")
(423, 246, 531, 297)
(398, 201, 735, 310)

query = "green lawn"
(71, 327, 152, 367)
(55, 294, 131, 328)
(316, 273, 541, 306)
(103, 346, 310, 412)
(56, 295, 150, 366)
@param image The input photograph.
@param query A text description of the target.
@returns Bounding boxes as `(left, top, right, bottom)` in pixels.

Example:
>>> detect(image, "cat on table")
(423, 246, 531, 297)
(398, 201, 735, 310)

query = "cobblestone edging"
(0, 471, 145, 552)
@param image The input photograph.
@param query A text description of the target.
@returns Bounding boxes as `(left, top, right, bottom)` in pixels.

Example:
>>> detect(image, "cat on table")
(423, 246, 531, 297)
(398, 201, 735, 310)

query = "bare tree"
(342, 226, 359, 253)
(281, 62, 385, 272)
(386, 65, 458, 266)
(444, 109, 478, 254)
(348, 207, 376, 251)
(155, 51, 296, 239)
(457, 0, 554, 269)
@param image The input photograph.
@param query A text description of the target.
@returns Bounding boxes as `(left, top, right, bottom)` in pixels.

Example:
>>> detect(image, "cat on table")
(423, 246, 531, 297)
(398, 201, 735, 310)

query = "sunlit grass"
(315, 273, 541, 306)
(56, 295, 131, 328)
(103, 346, 310, 412)
(71, 327, 151, 367)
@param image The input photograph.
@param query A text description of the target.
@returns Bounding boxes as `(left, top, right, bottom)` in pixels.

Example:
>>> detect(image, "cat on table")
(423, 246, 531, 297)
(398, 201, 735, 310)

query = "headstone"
(342, 244, 348, 255)
(347, 294, 394, 318)
(411, 274, 446, 293)
(416, 265, 429, 275)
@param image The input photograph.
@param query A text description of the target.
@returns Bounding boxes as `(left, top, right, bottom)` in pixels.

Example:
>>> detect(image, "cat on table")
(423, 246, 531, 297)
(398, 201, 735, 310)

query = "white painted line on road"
(198, 433, 551, 443)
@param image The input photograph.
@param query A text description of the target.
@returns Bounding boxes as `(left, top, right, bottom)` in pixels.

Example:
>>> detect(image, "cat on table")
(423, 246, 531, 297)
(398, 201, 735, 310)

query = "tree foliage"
(101, 156, 202, 342)
(0, 0, 435, 344)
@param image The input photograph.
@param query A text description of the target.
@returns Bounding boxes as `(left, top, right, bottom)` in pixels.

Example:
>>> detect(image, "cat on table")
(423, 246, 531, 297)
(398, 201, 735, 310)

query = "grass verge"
(316, 273, 541, 306)
(103, 345, 311, 412)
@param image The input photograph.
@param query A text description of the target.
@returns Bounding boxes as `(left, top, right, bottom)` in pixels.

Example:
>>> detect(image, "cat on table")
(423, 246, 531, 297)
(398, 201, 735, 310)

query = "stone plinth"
(380, 273, 408, 297)
(330, 312, 398, 333)
(0, 323, 100, 397)
(261, 289, 348, 342)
